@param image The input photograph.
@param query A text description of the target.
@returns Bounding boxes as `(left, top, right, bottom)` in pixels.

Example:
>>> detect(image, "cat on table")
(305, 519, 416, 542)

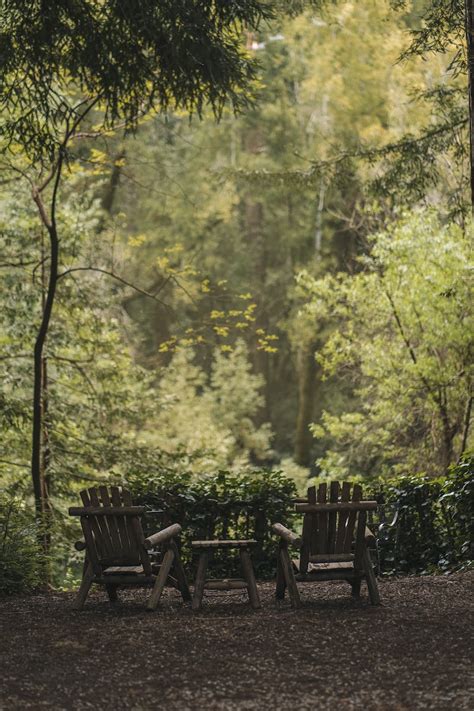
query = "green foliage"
(128, 468, 296, 577)
(0, 0, 272, 162)
(374, 457, 474, 574)
(0, 494, 44, 595)
(300, 211, 473, 477)
(152, 342, 274, 471)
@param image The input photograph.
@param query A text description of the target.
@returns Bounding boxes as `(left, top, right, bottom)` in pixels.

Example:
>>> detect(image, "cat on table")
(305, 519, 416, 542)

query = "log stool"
(191, 539, 261, 611)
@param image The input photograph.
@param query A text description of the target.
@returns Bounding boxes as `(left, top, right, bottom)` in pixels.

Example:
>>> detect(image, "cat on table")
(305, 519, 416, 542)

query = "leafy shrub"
(0, 495, 44, 595)
(127, 468, 296, 578)
(373, 457, 474, 574)
(438, 458, 474, 566)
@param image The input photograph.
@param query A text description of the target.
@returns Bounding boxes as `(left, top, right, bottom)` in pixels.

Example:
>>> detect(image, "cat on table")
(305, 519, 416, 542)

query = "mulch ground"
(1, 573, 473, 710)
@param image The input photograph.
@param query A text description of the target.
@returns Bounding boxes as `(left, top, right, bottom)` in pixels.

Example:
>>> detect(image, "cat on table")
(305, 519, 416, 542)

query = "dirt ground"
(1, 573, 473, 710)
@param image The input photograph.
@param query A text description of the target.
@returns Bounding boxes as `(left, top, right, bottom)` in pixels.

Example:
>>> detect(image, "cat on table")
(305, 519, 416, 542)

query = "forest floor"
(1, 572, 473, 710)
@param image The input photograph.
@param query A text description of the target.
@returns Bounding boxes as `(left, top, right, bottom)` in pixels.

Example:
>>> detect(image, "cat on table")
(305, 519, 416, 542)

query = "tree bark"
(31, 221, 58, 541)
(294, 340, 319, 467)
(31, 159, 63, 568)
(101, 146, 126, 215)
(465, 0, 474, 214)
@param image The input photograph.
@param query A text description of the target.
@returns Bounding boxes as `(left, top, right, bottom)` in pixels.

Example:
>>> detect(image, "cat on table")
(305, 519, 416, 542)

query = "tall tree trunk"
(39, 232, 52, 560)
(31, 211, 59, 567)
(102, 146, 126, 215)
(294, 340, 319, 467)
(465, 0, 474, 214)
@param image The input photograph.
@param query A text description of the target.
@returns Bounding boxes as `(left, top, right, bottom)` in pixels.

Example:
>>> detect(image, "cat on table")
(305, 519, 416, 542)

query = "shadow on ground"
(1, 573, 473, 710)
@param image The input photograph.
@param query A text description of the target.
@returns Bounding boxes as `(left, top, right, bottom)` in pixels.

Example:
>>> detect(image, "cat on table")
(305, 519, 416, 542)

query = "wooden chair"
(69, 485, 191, 610)
(273, 482, 380, 608)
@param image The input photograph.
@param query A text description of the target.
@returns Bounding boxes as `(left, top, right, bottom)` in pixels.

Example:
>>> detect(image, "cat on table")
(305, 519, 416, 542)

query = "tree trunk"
(465, 0, 474, 214)
(31, 220, 58, 565)
(294, 340, 318, 467)
(102, 146, 126, 215)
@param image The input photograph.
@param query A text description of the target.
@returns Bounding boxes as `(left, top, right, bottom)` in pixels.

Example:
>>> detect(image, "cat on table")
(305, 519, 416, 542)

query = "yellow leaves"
(213, 326, 229, 337)
(256, 332, 279, 353)
(89, 148, 107, 164)
(159, 337, 177, 353)
(220, 345, 233, 352)
(210, 310, 225, 320)
(156, 256, 170, 270)
(257, 338, 278, 353)
(239, 292, 252, 300)
(128, 234, 146, 247)
(165, 244, 184, 254)
(201, 279, 211, 293)
(235, 322, 249, 330)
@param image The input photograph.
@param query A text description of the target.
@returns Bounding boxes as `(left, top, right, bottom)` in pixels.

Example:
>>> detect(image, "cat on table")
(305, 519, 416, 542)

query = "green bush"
(127, 468, 296, 578)
(0, 495, 44, 595)
(373, 457, 474, 574)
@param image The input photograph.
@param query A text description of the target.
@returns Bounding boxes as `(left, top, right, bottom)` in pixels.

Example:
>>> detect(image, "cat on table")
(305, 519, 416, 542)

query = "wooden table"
(191, 539, 261, 611)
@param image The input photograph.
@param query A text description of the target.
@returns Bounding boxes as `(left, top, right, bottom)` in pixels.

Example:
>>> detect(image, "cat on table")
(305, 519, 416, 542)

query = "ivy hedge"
(1, 458, 472, 594)
(127, 459, 473, 579)
(128, 468, 296, 578)
(372, 458, 474, 574)
(0, 494, 45, 595)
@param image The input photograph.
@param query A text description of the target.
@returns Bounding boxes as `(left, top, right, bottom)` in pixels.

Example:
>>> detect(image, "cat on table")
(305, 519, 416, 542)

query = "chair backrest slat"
(86, 487, 116, 560)
(80, 489, 111, 561)
(343, 483, 362, 553)
(327, 481, 340, 553)
(110, 485, 133, 558)
(354, 508, 368, 570)
(335, 481, 351, 553)
(300, 487, 315, 574)
(121, 488, 152, 575)
(315, 482, 328, 554)
(77, 486, 147, 569)
(300, 481, 372, 562)
(80, 516, 102, 576)
(98, 485, 123, 559)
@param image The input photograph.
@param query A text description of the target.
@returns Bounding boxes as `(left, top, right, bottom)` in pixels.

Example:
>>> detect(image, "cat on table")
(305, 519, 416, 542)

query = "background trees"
(0, 0, 273, 548)
(0, 1, 473, 584)
(299, 212, 472, 477)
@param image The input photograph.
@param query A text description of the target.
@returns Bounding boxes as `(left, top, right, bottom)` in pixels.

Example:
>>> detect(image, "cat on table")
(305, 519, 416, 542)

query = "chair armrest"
(74, 540, 86, 551)
(272, 523, 302, 548)
(365, 526, 376, 546)
(144, 523, 182, 550)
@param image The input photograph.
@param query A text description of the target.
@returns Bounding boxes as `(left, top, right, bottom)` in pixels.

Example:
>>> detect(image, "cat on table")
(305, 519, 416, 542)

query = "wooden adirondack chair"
(273, 481, 380, 608)
(69, 485, 191, 610)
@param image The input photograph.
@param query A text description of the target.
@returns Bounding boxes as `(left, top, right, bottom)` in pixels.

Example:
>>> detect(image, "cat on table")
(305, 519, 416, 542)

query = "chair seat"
(103, 565, 145, 575)
(103, 563, 164, 575)
(293, 558, 354, 573)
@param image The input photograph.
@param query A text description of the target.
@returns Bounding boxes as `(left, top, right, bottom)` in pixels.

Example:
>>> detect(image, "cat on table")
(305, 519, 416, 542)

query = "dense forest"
(0, 0, 472, 588)
(0, 3, 473, 709)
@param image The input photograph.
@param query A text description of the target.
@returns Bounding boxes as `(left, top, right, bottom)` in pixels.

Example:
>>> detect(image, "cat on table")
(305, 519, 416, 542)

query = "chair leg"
(362, 546, 381, 605)
(275, 551, 286, 600)
(106, 584, 119, 602)
(351, 577, 362, 598)
(73, 563, 94, 610)
(280, 545, 301, 609)
(170, 541, 192, 602)
(240, 548, 261, 610)
(192, 550, 209, 611)
(147, 548, 175, 611)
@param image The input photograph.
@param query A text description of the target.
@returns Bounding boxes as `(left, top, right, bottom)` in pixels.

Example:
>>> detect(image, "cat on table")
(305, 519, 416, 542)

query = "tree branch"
(57, 266, 172, 308)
